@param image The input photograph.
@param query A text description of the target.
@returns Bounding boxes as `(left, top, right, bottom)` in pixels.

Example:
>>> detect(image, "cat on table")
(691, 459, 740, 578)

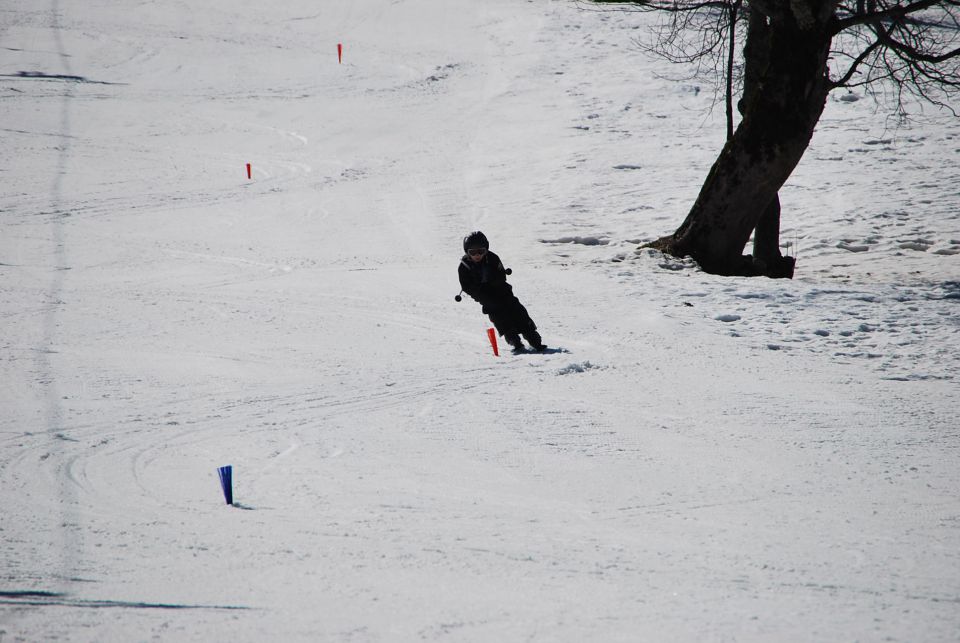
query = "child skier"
(458, 231, 545, 353)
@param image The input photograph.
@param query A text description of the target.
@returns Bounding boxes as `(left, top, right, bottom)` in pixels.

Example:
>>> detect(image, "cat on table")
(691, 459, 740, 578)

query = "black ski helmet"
(463, 231, 489, 253)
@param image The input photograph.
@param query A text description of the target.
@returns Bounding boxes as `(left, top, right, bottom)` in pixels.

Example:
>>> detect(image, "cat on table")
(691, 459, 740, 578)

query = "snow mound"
(540, 236, 609, 246)
(556, 361, 600, 375)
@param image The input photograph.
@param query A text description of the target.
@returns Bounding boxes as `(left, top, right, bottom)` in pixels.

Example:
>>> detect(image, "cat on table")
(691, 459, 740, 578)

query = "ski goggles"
(467, 248, 487, 257)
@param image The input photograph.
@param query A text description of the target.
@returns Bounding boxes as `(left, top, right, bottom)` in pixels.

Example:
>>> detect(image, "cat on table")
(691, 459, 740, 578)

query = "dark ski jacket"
(458, 251, 514, 313)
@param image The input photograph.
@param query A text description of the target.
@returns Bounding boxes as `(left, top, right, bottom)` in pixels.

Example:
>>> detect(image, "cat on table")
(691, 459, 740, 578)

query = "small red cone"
(487, 328, 499, 356)
(246, 163, 252, 179)
(337, 43, 343, 64)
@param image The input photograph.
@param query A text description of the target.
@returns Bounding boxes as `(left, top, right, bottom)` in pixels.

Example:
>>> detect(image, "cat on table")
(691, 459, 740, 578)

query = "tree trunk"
(651, 3, 833, 277)
(741, 7, 794, 279)
(751, 194, 795, 278)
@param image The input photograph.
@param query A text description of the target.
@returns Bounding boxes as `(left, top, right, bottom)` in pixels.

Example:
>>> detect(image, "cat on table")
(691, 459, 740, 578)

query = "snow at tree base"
(2, 1, 958, 641)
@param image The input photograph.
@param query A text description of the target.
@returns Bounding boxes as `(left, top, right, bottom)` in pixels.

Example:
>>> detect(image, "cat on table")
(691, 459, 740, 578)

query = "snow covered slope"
(2, 1, 958, 641)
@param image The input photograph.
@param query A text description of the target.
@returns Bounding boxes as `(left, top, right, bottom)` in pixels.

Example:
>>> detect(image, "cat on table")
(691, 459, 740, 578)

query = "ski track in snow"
(2, 1, 959, 642)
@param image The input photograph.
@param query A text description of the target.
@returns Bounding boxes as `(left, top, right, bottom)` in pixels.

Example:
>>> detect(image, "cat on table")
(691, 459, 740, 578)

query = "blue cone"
(217, 465, 233, 505)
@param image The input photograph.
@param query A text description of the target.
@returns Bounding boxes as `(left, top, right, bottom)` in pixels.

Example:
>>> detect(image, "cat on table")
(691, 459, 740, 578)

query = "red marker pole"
(487, 328, 499, 357)
(246, 163, 252, 179)
(337, 43, 343, 64)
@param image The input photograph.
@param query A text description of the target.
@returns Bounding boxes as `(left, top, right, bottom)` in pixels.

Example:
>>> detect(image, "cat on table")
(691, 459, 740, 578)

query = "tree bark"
(743, 7, 794, 278)
(651, 2, 834, 277)
(751, 194, 795, 278)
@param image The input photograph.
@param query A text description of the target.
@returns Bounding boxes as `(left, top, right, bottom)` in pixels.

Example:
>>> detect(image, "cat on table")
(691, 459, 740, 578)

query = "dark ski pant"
(485, 297, 537, 340)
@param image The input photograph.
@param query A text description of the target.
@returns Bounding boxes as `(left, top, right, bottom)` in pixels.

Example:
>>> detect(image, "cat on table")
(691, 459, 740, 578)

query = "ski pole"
(454, 290, 463, 302)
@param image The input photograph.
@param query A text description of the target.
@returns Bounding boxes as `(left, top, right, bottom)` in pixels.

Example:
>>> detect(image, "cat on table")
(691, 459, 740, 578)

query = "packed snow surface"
(2, 0, 958, 641)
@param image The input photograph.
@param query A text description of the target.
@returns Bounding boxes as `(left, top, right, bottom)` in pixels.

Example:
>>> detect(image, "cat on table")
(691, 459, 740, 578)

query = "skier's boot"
(523, 330, 546, 352)
(505, 333, 525, 353)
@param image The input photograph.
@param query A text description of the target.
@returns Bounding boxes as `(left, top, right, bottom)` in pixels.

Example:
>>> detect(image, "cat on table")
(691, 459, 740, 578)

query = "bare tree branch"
(833, 0, 950, 33)
(830, 36, 886, 85)
(586, 0, 730, 11)
(878, 30, 960, 61)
